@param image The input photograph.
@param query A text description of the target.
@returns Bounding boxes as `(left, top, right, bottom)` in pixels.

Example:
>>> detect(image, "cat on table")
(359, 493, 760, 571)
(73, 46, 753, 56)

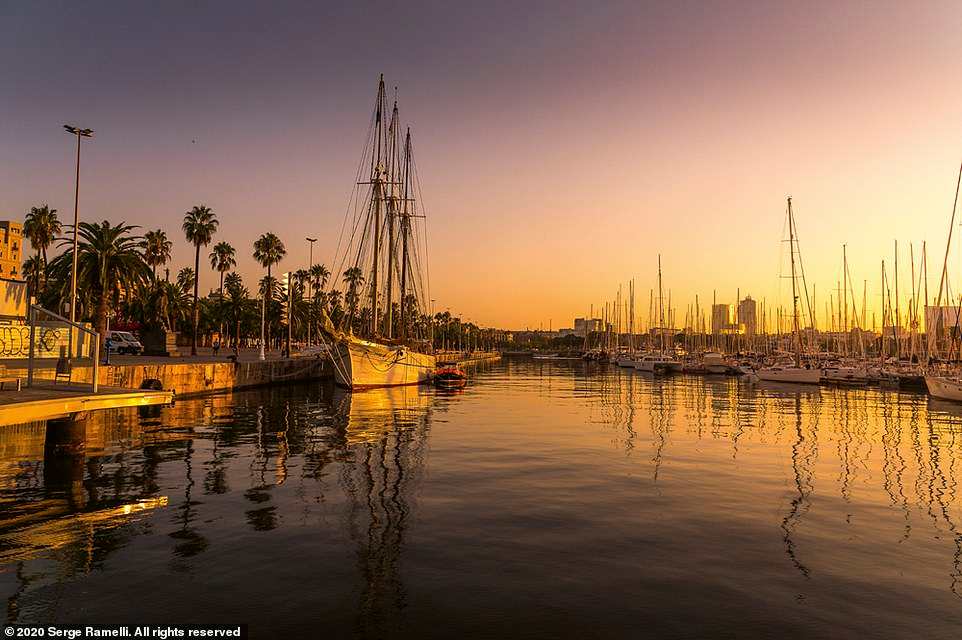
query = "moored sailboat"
(756, 197, 821, 385)
(320, 75, 436, 389)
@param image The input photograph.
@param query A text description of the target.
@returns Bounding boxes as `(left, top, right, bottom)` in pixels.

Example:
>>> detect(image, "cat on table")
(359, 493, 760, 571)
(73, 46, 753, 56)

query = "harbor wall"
(10, 357, 330, 398)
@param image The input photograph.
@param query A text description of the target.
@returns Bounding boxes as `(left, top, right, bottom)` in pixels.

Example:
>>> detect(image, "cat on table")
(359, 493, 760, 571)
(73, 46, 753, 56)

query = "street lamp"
(64, 125, 92, 362)
(63, 125, 92, 326)
(306, 237, 317, 346)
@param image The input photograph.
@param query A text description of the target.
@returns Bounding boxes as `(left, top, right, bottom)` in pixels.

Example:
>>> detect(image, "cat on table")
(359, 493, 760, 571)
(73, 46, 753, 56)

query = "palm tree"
(182, 205, 219, 355)
(224, 271, 243, 293)
(48, 220, 149, 337)
(253, 232, 286, 357)
(342, 266, 365, 329)
(209, 241, 236, 339)
(177, 267, 195, 293)
(224, 275, 250, 348)
(23, 204, 61, 295)
(142, 229, 172, 279)
(306, 263, 330, 342)
(22, 255, 42, 296)
(310, 263, 331, 291)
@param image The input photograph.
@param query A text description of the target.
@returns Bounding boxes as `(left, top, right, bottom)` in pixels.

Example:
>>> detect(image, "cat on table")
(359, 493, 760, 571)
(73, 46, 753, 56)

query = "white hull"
(331, 337, 436, 390)
(632, 357, 679, 373)
(925, 376, 962, 402)
(756, 366, 822, 384)
(822, 367, 869, 385)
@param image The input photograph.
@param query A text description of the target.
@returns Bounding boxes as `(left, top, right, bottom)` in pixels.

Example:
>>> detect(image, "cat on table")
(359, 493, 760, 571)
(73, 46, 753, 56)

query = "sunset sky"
(3, 1, 962, 329)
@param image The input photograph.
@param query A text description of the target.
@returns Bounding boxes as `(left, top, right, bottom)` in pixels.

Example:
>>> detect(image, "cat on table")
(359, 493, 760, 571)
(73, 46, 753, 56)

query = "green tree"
(182, 205, 219, 355)
(342, 266, 365, 329)
(177, 267, 195, 293)
(48, 220, 149, 337)
(142, 229, 172, 279)
(209, 241, 236, 338)
(23, 204, 61, 295)
(22, 255, 42, 295)
(253, 232, 286, 352)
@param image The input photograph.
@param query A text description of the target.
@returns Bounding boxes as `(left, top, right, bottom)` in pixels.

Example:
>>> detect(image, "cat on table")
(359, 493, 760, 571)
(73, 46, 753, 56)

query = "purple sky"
(3, 1, 962, 328)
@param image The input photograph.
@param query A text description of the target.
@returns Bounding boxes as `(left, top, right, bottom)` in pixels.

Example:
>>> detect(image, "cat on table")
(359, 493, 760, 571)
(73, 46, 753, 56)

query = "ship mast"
(384, 96, 400, 338)
(658, 254, 664, 355)
(369, 75, 386, 337)
(399, 128, 412, 339)
(788, 197, 802, 367)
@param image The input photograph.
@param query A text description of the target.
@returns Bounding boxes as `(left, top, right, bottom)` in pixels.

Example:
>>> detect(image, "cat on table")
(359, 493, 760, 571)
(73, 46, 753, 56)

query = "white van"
(106, 331, 143, 355)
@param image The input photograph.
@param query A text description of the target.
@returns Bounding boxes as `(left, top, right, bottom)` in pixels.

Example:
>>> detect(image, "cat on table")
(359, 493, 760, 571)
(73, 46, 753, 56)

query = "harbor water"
(2, 359, 962, 638)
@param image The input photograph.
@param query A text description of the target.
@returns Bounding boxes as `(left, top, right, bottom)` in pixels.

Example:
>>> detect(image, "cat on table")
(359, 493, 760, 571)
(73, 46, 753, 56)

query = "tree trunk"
(96, 285, 109, 339)
(219, 271, 225, 340)
(34, 248, 41, 297)
(266, 265, 272, 350)
(191, 244, 200, 355)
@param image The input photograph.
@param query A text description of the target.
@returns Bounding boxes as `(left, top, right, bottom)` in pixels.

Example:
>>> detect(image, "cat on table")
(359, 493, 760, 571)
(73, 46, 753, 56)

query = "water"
(2, 359, 962, 638)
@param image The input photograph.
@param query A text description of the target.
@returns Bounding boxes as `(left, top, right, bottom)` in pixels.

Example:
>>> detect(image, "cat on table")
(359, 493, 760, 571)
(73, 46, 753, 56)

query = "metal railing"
(27, 304, 100, 393)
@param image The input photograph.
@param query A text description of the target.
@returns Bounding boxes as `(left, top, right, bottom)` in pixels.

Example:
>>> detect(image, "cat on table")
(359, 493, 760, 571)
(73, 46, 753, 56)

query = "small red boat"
(433, 363, 467, 389)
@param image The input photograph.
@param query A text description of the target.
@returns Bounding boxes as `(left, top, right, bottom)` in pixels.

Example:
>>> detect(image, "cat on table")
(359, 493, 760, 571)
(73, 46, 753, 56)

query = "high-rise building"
(0, 221, 24, 279)
(737, 296, 757, 335)
(711, 304, 731, 334)
(574, 317, 603, 335)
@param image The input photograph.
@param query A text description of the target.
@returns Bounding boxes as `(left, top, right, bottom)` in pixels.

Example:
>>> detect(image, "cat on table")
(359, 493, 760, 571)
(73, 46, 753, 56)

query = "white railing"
(27, 304, 100, 393)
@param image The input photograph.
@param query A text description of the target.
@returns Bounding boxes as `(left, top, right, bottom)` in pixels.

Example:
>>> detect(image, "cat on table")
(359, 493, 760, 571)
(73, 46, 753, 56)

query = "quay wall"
(3, 351, 499, 399)
(439, 351, 502, 367)
(10, 358, 331, 398)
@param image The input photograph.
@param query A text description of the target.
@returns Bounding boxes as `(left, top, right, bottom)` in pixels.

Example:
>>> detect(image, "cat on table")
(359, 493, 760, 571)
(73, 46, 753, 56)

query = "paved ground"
(0, 347, 297, 369)
(0, 381, 173, 426)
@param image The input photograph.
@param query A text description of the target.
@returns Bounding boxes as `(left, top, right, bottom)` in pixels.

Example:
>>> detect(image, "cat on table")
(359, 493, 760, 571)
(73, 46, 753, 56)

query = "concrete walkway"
(0, 347, 292, 369)
(0, 382, 173, 426)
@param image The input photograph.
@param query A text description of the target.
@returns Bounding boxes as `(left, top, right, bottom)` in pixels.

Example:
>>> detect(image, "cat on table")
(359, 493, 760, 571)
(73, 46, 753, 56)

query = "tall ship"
(319, 75, 436, 389)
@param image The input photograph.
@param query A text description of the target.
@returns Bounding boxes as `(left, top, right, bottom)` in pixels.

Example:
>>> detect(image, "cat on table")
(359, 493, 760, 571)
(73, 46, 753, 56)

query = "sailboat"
(319, 76, 436, 389)
(634, 255, 681, 373)
(756, 197, 821, 385)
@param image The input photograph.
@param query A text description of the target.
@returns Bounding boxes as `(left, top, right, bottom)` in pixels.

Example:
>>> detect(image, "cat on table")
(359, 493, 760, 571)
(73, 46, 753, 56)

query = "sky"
(2, 1, 962, 330)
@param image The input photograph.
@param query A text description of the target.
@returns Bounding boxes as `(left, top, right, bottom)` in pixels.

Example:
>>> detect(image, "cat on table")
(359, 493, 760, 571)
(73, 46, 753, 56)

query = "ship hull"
(925, 376, 962, 402)
(756, 367, 822, 384)
(332, 338, 436, 390)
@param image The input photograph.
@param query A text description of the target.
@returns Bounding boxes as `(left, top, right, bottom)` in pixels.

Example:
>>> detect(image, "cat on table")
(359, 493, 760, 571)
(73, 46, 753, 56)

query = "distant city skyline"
(4, 1, 962, 328)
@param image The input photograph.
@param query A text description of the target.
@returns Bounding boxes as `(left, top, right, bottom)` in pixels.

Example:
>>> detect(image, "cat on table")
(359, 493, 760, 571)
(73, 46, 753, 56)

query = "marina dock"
(0, 381, 173, 426)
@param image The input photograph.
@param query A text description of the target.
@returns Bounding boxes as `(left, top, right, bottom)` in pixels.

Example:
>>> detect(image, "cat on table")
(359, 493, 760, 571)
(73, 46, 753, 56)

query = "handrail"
(27, 304, 99, 393)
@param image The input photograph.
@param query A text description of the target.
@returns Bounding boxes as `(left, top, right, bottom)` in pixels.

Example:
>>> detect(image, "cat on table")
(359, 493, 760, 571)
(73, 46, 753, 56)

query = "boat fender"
(140, 378, 164, 391)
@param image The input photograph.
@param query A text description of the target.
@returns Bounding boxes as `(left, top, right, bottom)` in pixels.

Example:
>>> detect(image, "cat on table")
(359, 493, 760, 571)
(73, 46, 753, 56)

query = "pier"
(0, 381, 173, 426)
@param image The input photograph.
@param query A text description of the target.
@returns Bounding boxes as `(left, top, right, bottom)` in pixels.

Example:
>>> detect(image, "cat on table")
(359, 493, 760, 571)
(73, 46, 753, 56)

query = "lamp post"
(63, 125, 93, 328)
(306, 237, 317, 346)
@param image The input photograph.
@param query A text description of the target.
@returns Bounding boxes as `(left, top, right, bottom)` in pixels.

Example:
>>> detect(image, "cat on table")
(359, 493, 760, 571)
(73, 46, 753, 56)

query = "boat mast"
(399, 128, 412, 339)
(369, 75, 386, 337)
(384, 96, 400, 338)
(658, 254, 664, 355)
(842, 244, 848, 354)
(895, 240, 902, 360)
(788, 197, 802, 367)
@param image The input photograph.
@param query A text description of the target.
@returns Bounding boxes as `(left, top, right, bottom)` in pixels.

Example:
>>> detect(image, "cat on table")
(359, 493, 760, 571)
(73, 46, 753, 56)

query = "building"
(711, 304, 731, 334)
(0, 221, 24, 279)
(573, 317, 603, 335)
(737, 296, 757, 335)
(925, 305, 961, 336)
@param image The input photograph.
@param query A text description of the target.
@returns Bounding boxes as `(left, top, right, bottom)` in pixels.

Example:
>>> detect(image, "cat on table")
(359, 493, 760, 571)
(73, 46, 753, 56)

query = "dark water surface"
(3, 359, 962, 638)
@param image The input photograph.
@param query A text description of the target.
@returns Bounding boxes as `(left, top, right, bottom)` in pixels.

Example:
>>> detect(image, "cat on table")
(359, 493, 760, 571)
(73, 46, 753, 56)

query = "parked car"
(106, 331, 143, 355)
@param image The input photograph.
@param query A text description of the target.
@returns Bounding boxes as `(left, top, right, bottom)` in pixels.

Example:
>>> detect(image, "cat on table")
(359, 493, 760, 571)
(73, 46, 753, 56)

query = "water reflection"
(2, 362, 962, 635)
